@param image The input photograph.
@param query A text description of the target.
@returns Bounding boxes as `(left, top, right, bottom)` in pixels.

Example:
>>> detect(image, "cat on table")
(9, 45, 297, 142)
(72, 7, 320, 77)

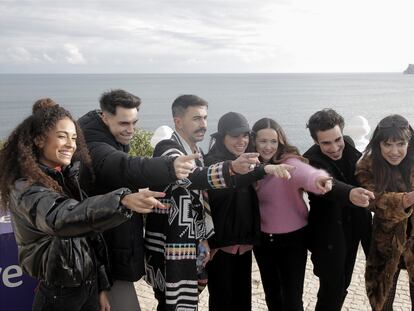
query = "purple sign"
(1, 214, 37, 311)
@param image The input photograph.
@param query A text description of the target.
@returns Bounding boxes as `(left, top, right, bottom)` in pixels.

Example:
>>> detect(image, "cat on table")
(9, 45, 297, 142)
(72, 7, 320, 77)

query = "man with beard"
(78, 89, 201, 311)
(144, 95, 260, 311)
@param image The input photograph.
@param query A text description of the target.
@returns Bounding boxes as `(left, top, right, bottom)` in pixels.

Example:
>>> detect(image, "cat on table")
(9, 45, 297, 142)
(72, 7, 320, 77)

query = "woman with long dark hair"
(204, 112, 299, 311)
(0, 99, 166, 311)
(252, 117, 332, 310)
(356, 114, 414, 310)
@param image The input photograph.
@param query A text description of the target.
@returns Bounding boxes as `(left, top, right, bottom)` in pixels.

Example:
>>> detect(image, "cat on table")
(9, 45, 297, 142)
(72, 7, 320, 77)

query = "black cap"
(212, 112, 250, 137)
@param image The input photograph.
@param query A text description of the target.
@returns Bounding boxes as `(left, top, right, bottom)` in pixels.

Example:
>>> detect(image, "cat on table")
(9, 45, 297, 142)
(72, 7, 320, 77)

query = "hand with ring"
(231, 153, 260, 175)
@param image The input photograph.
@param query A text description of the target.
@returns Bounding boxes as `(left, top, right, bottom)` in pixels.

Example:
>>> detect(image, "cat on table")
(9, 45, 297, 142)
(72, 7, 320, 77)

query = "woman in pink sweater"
(252, 118, 332, 311)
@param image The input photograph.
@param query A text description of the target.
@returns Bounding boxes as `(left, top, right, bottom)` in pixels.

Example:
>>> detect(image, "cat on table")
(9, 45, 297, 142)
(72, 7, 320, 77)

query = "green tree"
(129, 129, 154, 157)
(1, 130, 154, 157)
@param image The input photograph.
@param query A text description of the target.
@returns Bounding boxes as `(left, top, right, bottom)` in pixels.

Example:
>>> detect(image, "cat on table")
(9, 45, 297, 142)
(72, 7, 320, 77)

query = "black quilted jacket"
(78, 110, 177, 281)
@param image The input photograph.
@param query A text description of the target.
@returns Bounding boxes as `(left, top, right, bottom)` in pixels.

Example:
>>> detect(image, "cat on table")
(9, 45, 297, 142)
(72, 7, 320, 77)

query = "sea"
(1, 73, 414, 153)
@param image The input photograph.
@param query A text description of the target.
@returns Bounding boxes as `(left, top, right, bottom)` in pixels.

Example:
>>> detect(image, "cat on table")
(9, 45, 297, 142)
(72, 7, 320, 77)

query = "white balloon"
(150, 125, 174, 148)
(344, 116, 371, 152)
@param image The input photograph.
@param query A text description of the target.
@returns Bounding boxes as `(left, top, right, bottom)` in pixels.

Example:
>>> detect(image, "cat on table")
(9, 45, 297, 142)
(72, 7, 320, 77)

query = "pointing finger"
(154, 199, 167, 209)
(282, 164, 296, 172)
(180, 153, 201, 161)
(284, 171, 291, 180)
(243, 153, 260, 164)
(242, 152, 260, 158)
(140, 190, 166, 199)
(365, 190, 375, 200)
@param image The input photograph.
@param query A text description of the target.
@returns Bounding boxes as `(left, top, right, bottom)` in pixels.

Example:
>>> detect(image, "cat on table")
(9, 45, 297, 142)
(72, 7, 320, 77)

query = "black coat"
(78, 110, 178, 281)
(204, 141, 265, 248)
(303, 139, 372, 256)
(9, 163, 131, 290)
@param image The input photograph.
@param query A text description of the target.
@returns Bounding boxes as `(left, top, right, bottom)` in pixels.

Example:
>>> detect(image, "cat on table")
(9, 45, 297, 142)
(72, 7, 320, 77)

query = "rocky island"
(403, 64, 414, 74)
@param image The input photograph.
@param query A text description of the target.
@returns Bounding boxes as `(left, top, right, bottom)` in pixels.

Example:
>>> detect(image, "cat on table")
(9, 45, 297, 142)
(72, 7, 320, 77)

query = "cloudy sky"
(1, 0, 413, 73)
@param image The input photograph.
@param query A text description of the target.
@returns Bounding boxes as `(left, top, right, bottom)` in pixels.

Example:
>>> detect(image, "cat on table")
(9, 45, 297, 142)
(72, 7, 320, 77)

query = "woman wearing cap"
(356, 114, 414, 310)
(0, 99, 166, 311)
(204, 112, 294, 311)
(252, 118, 332, 311)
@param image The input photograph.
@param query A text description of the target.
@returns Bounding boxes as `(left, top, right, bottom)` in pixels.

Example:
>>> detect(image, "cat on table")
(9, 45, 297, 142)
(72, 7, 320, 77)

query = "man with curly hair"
(304, 108, 374, 310)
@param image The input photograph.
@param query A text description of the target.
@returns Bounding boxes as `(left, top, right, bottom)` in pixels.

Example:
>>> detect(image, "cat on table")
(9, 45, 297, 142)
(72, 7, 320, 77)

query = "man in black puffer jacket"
(78, 89, 199, 310)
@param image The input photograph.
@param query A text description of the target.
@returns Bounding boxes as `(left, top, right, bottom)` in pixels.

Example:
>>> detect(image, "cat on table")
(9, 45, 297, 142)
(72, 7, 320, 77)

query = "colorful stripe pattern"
(145, 131, 232, 310)
(165, 243, 197, 260)
(207, 162, 227, 189)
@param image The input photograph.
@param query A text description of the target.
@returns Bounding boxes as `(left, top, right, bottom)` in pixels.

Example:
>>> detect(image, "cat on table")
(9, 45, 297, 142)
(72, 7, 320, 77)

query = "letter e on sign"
(1, 265, 23, 287)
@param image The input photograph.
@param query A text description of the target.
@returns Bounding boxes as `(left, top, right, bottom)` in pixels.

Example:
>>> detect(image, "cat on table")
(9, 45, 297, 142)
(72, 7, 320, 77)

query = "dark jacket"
(78, 110, 177, 281)
(356, 156, 414, 310)
(9, 163, 131, 290)
(303, 139, 372, 255)
(204, 141, 265, 248)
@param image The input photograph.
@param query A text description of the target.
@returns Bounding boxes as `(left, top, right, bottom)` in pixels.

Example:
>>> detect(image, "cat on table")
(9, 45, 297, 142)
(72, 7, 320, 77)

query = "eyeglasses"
(378, 116, 409, 129)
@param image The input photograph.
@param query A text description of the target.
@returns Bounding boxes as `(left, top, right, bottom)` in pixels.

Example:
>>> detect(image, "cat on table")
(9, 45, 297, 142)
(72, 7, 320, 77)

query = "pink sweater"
(256, 156, 328, 234)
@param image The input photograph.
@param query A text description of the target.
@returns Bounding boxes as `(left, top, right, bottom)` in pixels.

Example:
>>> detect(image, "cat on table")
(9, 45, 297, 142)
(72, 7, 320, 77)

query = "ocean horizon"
(1, 73, 413, 152)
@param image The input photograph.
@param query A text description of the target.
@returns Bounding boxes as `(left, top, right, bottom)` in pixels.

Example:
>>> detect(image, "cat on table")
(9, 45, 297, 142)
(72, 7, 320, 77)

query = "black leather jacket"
(9, 162, 132, 290)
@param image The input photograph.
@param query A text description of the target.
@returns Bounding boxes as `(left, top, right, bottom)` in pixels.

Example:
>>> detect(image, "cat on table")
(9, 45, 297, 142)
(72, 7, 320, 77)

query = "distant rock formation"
(403, 64, 414, 74)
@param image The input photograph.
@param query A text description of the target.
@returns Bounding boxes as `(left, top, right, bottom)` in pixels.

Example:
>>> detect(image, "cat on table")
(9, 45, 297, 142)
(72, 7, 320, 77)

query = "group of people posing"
(0, 89, 413, 311)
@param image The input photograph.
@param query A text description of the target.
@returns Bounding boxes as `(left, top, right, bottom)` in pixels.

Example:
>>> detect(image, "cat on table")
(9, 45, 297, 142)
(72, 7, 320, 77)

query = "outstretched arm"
(154, 140, 261, 190)
(356, 160, 412, 221)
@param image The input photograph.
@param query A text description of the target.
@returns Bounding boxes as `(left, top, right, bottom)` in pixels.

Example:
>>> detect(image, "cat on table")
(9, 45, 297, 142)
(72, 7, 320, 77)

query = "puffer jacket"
(356, 156, 414, 311)
(9, 162, 132, 290)
(79, 110, 177, 281)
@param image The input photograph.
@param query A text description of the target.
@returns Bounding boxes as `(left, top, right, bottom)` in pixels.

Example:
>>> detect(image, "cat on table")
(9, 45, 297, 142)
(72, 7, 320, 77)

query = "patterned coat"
(144, 132, 234, 311)
(355, 156, 414, 311)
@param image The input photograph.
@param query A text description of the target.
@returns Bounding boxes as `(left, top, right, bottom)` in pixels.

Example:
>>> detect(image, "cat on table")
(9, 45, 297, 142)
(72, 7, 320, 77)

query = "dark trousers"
(207, 249, 252, 311)
(32, 280, 98, 311)
(154, 288, 167, 311)
(253, 227, 307, 311)
(310, 228, 359, 311)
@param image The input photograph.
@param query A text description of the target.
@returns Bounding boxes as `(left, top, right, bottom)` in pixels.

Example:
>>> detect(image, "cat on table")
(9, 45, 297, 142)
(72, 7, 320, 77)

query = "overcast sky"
(1, 0, 413, 73)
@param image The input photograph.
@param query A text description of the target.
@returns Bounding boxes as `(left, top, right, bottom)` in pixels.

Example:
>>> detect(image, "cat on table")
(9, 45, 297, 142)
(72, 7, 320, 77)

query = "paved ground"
(135, 247, 412, 311)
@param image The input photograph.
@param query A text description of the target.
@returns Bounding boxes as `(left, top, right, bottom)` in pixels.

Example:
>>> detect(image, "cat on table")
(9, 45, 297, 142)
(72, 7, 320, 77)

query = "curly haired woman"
(0, 99, 166, 311)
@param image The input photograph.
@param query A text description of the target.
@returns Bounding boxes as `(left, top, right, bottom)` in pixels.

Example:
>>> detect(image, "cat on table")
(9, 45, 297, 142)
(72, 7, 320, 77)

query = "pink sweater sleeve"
(284, 157, 329, 194)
